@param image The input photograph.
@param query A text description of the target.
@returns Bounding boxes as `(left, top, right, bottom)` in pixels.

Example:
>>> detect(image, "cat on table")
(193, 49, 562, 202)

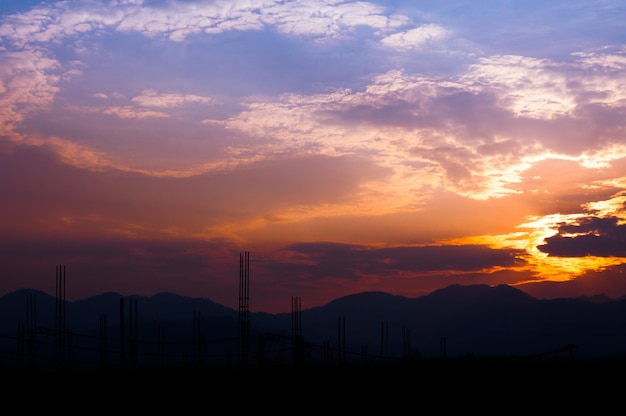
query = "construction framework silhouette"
(238, 251, 250, 369)
(0, 254, 592, 375)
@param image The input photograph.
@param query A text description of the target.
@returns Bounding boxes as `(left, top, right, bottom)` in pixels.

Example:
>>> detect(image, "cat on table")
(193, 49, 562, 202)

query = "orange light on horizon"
(442, 211, 626, 284)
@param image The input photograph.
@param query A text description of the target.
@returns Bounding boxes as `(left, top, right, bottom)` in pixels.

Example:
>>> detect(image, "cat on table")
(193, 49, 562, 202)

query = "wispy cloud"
(131, 89, 215, 108)
(381, 24, 449, 50)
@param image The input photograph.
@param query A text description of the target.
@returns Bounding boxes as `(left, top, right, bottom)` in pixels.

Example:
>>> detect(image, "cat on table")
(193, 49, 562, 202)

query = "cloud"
(0, 48, 60, 135)
(0, 3, 126, 47)
(0, 0, 410, 46)
(103, 105, 170, 119)
(131, 89, 215, 108)
(538, 216, 626, 257)
(380, 24, 448, 50)
(461, 52, 626, 119)
(265, 0, 408, 40)
(266, 242, 526, 283)
(218, 46, 626, 200)
(4, 16, 626, 208)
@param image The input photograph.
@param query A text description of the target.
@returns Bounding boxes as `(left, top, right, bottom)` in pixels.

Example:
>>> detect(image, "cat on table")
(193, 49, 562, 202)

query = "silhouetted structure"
(402, 326, 411, 359)
(119, 297, 125, 367)
(16, 293, 36, 372)
(118, 296, 138, 368)
(192, 310, 204, 366)
(157, 323, 165, 368)
(292, 296, 304, 367)
(55, 264, 68, 371)
(440, 336, 447, 359)
(337, 316, 346, 366)
(380, 321, 388, 360)
(238, 251, 250, 369)
(128, 296, 138, 368)
(99, 314, 107, 369)
(2, 263, 614, 377)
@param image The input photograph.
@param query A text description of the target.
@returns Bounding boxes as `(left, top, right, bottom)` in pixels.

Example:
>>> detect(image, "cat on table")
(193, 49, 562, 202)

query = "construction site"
(1, 251, 624, 382)
(0, 253, 387, 376)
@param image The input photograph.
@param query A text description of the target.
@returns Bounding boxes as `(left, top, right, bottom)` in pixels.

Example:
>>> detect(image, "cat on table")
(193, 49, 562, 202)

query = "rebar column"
(238, 251, 250, 369)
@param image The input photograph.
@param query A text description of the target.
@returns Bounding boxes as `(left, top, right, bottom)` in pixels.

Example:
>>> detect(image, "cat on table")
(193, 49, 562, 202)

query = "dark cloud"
(375, 244, 525, 270)
(268, 242, 364, 282)
(538, 216, 626, 257)
(267, 242, 526, 282)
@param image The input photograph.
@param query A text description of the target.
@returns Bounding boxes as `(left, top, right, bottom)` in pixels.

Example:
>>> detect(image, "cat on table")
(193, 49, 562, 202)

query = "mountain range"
(2, 283, 626, 373)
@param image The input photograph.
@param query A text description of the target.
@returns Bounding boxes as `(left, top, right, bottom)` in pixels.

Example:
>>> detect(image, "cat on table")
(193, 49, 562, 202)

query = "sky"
(1, 0, 626, 314)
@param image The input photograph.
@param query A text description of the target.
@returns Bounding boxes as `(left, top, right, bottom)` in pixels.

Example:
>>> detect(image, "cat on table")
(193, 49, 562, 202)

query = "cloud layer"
(2, 0, 626, 312)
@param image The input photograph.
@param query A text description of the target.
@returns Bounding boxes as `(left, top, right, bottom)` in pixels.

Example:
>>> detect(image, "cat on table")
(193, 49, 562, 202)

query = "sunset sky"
(2, 0, 626, 313)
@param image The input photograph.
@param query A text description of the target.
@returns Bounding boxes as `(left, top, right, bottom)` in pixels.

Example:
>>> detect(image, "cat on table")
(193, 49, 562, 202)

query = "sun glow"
(444, 210, 626, 282)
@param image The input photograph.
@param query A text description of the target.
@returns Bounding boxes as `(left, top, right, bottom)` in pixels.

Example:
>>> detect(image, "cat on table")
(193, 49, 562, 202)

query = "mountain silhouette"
(2, 283, 626, 376)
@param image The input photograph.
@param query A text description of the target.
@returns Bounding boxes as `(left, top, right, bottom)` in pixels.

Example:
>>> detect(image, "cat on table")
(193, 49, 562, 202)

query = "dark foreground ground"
(2, 357, 624, 411)
(3, 355, 624, 383)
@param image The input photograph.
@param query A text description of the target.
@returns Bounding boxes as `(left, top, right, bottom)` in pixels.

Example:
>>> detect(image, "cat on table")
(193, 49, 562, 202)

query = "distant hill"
(2, 283, 626, 373)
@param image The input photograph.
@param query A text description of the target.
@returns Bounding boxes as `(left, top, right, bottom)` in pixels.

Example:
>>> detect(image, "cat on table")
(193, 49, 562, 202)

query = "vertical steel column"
(99, 314, 108, 369)
(440, 335, 446, 359)
(119, 297, 125, 368)
(292, 296, 304, 367)
(238, 251, 250, 369)
(402, 326, 411, 359)
(26, 293, 36, 372)
(126, 296, 138, 368)
(193, 310, 202, 366)
(337, 316, 346, 367)
(380, 321, 388, 360)
(55, 265, 66, 371)
(157, 323, 165, 368)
